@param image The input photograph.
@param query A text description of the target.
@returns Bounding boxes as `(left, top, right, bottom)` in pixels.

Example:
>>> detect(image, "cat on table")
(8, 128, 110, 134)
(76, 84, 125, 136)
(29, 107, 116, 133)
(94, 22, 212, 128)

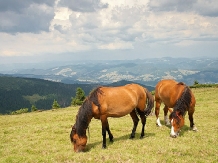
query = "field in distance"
(0, 87, 217, 163)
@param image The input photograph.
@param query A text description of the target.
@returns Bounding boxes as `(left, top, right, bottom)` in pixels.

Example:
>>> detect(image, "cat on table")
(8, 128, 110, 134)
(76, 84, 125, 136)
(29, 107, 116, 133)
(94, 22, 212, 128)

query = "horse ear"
(175, 111, 183, 120)
(176, 111, 181, 116)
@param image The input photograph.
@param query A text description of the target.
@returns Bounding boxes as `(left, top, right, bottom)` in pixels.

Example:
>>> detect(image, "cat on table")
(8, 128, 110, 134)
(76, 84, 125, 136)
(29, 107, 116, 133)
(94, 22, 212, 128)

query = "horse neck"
(75, 101, 93, 136)
(173, 86, 191, 116)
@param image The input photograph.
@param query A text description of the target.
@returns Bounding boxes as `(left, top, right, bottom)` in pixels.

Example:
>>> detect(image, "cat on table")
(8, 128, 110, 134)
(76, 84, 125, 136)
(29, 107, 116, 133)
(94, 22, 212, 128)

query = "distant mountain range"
(1, 57, 218, 86)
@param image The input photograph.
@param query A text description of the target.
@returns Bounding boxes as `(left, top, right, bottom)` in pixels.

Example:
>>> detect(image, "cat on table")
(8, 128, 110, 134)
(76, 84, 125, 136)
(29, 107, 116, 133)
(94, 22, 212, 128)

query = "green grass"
(1, 88, 218, 163)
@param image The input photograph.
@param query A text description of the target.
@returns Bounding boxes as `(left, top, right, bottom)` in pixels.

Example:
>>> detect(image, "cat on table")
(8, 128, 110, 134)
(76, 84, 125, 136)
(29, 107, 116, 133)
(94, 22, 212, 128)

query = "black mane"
(169, 86, 192, 123)
(74, 87, 103, 136)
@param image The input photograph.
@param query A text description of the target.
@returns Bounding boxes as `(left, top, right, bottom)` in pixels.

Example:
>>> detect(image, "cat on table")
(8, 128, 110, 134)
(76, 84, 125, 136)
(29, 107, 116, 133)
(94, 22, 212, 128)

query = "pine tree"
(71, 87, 86, 106)
(52, 99, 60, 109)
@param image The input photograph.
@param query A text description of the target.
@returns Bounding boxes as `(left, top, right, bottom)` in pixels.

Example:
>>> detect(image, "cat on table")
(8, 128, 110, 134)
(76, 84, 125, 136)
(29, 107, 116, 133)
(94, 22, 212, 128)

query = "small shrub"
(190, 84, 216, 88)
(31, 105, 38, 112)
(11, 108, 29, 115)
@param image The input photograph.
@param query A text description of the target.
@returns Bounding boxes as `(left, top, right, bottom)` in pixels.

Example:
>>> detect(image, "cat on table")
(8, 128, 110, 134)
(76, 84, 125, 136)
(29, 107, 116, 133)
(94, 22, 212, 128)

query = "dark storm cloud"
(148, 0, 218, 17)
(148, 0, 197, 12)
(0, 0, 55, 33)
(0, 0, 54, 12)
(58, 0, 108, 12)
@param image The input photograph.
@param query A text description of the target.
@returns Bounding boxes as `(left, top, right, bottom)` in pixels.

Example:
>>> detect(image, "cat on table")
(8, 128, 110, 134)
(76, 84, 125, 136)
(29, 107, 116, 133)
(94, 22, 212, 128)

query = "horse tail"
(144, 88, 154, 116)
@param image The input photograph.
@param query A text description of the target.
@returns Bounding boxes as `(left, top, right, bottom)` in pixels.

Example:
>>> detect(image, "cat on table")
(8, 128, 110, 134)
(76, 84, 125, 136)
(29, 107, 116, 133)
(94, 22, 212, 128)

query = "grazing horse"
(70, 84, 154, 152)
(155, 79, 197, 138)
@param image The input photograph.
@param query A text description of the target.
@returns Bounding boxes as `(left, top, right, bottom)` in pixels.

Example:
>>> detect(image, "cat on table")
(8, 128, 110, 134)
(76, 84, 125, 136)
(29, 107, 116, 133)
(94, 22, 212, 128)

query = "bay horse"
(70, 83, 154, 152)
(155, 79, 197, 138)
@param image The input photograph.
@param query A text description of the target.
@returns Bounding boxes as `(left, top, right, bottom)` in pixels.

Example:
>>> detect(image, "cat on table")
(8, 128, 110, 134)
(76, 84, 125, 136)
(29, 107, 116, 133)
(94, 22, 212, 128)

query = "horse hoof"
(102, 146, 106, 149)
(110, 139, 114, 142)
(140, 136, 144, 139)
(129, 135, 135, 139)
(165, 122, 171, 126)
(192, 126, 198, 131)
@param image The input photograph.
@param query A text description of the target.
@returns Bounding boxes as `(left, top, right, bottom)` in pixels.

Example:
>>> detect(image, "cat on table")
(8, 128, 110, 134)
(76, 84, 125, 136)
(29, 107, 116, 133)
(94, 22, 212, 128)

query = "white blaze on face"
(170, 119, 178, 137)
(156, 117, 162, 126)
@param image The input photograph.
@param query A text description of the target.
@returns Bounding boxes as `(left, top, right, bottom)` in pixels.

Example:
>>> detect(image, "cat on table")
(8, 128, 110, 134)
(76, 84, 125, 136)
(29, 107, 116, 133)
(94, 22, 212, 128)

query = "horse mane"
(177, 82, 185, 85)
(75, 87, 103, 136)
(169, 86, 192, 124)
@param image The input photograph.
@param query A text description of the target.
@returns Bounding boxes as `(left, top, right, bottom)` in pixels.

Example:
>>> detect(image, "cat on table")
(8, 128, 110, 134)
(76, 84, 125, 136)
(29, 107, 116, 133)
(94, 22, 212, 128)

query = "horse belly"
(99, 86, 140, 117)
(106, 99, 136, 117)
(162, 98, 176, 108)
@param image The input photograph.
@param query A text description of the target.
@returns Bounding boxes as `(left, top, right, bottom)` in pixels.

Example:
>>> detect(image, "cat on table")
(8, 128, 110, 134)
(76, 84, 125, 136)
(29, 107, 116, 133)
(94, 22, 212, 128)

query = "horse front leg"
(105, 120, 113, 142)
(188, 109, 198, 131)
(163, 105, 170, 126)
(100, 115, 113, 149)
(155, 100, 162, 127)
(129, 110, 139, 139)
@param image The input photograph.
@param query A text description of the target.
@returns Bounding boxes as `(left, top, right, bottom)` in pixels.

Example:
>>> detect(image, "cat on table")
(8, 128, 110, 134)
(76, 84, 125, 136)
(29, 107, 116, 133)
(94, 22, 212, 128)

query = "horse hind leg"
(137, 108, 146, 139)
(129, 110, 139, 139)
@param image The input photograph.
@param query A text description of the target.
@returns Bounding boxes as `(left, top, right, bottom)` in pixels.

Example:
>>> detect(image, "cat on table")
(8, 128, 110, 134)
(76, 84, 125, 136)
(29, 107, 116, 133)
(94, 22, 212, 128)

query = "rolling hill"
(0, 76, 99, 114)
(0, 76, 154, 114)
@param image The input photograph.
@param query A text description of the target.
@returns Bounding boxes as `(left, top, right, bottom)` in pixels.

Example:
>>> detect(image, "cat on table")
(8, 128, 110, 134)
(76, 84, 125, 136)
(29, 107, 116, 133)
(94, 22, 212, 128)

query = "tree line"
(0, 76, 98, 114)
(1, 76, 215, 115)
(9, 88, 86, 115)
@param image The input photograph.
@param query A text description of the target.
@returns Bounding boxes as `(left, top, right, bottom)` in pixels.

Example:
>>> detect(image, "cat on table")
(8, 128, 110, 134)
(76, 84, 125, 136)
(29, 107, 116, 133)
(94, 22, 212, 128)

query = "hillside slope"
(0, 76, 98, 114)
(0, 76, 154, 114)
(0, 87, 217, 162)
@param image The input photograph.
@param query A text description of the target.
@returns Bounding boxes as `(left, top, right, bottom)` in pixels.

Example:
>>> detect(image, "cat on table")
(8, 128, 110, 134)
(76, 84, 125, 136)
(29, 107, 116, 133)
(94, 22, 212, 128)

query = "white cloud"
(0, 0, 218, 60)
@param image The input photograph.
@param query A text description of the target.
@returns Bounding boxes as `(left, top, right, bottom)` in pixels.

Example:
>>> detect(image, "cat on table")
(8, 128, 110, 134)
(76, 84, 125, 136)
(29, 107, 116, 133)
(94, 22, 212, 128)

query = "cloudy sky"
(0, 0, 218, 64)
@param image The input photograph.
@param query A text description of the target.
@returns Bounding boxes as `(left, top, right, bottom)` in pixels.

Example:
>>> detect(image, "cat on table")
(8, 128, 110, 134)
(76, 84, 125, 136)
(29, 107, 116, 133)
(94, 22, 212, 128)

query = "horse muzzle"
(170, 126, 180, 138)
(170, 133, 179, 138)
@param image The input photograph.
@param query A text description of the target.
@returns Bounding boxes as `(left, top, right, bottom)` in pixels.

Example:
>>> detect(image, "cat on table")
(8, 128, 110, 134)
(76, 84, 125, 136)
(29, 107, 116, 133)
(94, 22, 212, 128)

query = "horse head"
(169, 111, 185, 138)
(70, 125, 87, 152)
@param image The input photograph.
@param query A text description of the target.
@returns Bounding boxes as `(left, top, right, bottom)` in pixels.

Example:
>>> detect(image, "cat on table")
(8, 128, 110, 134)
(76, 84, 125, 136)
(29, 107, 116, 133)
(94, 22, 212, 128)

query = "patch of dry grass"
(0, 88, 218, 163)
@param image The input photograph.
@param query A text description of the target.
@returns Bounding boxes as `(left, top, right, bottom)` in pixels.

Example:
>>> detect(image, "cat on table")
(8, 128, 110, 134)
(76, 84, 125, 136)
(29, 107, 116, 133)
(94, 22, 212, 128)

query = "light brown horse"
(155, 79, 197, 138)
(70, 83, 154, 152)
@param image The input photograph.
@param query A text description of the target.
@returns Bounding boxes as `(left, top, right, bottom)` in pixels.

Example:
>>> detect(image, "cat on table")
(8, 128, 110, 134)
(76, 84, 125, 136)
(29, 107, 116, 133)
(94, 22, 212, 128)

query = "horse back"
(155, 79, 189, 108)
(92, 84, 147, 117)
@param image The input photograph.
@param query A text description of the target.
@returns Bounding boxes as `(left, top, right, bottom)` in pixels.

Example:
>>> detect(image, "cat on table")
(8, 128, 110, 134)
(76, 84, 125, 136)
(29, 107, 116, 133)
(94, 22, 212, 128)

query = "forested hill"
(0, 76, 99, 114)
(0, 76, 154, 114)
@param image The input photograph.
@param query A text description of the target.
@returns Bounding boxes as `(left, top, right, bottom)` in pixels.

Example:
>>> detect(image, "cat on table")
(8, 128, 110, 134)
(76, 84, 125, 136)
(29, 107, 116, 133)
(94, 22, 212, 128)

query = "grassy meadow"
(0, 87, 218, 163)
